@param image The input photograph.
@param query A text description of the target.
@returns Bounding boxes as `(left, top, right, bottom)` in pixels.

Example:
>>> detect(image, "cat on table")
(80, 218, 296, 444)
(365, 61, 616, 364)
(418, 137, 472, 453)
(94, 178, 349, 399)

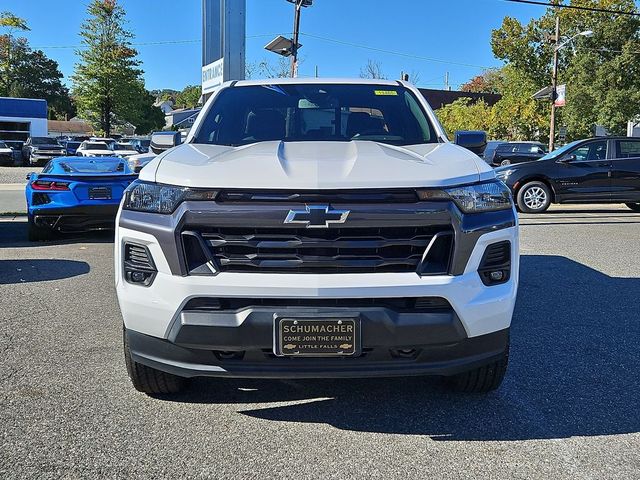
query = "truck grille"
(183, 226, 453, 274)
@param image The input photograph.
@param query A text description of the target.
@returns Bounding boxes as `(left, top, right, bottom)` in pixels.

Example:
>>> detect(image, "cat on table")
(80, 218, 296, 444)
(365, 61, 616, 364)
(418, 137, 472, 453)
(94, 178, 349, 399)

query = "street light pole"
(549, 16, 560, 152)
(290, 0, 303, 78)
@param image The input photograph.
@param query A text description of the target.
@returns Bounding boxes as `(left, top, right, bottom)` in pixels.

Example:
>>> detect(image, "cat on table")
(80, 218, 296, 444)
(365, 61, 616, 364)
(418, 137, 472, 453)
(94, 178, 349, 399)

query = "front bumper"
(31, 204, 120, 232)
(127, 326, 509, 379)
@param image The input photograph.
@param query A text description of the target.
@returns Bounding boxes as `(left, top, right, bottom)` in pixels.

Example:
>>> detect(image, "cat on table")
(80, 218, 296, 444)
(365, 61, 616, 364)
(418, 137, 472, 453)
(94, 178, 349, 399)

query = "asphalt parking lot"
(1, 205, 639, 479)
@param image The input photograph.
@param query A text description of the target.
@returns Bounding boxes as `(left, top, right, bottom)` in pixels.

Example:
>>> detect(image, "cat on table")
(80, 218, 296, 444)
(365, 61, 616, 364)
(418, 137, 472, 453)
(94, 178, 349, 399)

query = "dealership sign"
(202, 58, 225, 94)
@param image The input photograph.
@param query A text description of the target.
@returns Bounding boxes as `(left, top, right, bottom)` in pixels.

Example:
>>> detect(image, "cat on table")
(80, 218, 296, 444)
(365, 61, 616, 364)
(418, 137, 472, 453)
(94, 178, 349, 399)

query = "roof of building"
(48, 120, 94, 134)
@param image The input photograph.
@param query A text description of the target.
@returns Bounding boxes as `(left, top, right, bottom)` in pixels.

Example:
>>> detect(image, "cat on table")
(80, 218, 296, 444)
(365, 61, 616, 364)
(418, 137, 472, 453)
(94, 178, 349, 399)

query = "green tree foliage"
(491, 0, 640, 139)
(175, 85, 201, 109)
(0, 15, 74, 119)
(436, 98, 494, 138)
(130, 82, 165, 134)
(72, 0, 154, 136)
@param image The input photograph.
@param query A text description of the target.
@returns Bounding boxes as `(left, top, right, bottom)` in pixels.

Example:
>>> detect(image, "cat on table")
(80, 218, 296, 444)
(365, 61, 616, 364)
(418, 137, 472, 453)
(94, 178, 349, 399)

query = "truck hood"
(144, 141, 495, 189)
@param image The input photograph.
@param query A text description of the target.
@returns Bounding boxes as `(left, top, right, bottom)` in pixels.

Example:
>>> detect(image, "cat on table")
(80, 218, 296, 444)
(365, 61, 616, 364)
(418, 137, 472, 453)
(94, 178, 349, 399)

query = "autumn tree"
(72, 0, 150, 136)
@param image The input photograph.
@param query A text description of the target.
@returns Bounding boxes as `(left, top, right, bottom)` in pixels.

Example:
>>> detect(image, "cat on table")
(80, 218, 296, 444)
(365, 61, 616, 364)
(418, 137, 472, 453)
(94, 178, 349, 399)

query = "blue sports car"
(25, 156, 138, 241)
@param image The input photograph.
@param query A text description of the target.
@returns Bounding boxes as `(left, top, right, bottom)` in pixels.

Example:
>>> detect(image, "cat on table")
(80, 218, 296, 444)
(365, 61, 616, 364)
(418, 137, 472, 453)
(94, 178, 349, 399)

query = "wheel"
(517, 181, 551, 213)
(500, 159, 511, 166)
(27, 215, 53, 241)
(123, 328, 187, 395)
(447, 343, 509, 393)
(625, 203, 640, 212)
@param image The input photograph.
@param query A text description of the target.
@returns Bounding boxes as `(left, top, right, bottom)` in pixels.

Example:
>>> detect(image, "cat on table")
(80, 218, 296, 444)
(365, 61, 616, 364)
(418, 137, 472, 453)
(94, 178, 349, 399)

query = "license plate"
(275, 318, 360, 357)
(89, 186, 112, 200)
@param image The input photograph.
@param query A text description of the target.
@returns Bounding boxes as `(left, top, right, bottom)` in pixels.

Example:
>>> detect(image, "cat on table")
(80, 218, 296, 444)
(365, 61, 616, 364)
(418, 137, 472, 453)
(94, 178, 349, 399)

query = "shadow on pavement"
(0, 258, 90, 284)
(162, 255, 640, 441)
(0, 219, 114, 248)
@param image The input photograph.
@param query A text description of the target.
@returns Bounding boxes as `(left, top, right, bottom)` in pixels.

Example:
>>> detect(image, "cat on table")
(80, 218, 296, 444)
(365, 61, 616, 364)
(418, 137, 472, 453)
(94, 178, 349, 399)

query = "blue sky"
(2, 0, 543, 91)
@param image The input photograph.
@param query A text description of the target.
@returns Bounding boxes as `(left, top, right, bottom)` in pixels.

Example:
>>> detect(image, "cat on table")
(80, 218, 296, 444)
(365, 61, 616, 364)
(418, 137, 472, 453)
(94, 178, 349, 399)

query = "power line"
(299, 32, 493, 70)
(31, 33, 280, 50)
(504, 0, 640, 16)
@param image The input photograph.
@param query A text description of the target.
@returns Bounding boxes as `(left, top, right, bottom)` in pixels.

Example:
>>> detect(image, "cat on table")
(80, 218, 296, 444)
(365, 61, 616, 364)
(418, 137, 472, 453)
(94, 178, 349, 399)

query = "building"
(0, 97, 48, 150)
(418, 88, 502, 110)
(165, 108, 201, 130)
(48, 120, 94, 137)
(154, 99, 175, 114)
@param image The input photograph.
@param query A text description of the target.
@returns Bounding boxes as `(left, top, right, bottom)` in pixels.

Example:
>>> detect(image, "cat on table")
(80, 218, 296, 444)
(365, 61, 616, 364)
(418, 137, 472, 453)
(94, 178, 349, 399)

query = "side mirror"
(150, 131, 182, 155)
(454, 130, 488, 156)
(26, 172, 35, 181)
(559, 154, 576, 163)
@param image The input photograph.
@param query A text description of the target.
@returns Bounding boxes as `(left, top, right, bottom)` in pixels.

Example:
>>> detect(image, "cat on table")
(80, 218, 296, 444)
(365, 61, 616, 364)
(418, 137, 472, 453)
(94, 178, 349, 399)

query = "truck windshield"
(193, 84, 438, 147)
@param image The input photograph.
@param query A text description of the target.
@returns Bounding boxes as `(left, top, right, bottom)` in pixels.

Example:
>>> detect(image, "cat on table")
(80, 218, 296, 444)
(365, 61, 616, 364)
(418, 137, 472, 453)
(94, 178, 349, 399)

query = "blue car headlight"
(123, 180, 218, 214)
(418, 181, 512, 213)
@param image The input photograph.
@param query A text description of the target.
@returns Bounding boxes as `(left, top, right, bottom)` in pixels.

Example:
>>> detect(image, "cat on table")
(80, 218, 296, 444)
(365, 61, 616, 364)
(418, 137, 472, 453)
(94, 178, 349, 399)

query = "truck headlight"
(417, 181, 512, 213)
(123, 180, 218, 214)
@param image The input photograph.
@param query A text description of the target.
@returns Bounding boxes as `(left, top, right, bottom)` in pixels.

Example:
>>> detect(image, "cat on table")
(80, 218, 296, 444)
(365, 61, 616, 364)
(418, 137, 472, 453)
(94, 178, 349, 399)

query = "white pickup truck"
(115, 78, 519, 395)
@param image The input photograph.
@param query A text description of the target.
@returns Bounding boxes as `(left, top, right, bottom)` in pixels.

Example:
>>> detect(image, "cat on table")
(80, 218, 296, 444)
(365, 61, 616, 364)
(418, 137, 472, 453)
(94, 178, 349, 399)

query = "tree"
(359, 59, 386, 79)
(490, 0, 640, 139)
(436, 98, 494, 138)
(72, 0, 145, 136)
(0, 15, 74, 119)
(0, 11, 29, 94)
(460, 69, 504, 94)
(175, 85, 201, 109)
(129, 82, 165, 134)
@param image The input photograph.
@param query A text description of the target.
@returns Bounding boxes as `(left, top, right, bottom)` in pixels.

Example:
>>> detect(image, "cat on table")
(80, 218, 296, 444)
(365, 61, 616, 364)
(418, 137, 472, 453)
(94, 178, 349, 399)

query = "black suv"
(489, 142, 548, 167)
(496, 137, 640, 213)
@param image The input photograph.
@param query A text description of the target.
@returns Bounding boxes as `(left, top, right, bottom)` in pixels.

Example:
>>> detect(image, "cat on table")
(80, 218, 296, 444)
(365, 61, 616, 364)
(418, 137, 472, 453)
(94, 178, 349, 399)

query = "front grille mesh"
(185, 225, 453, 274)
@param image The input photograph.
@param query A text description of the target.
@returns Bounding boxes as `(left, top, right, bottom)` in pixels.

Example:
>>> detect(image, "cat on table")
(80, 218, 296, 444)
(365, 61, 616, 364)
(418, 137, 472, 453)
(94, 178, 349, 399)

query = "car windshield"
(113, 144, 132, 150)
(83, 142, 109, 150)
(0, 141, 8, 148)
(32, 137, 59, 146)
(194, 84, 438, 147)
(538, 140, 581, 161)
(67, 142, 81, 149)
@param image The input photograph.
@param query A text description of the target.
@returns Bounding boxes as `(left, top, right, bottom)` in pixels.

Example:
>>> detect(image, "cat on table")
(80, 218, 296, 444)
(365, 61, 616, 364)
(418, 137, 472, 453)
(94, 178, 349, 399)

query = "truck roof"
(232, 77, 403, 87)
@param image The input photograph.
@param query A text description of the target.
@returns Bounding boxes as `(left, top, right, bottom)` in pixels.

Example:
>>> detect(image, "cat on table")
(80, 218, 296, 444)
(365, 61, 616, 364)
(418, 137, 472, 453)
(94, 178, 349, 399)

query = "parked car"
(119, 138, 151, 154)
(111, 143, 139, 158)
(21, 137, 66, 166)
(61, 140, 82, 156)
(116, 79, 518, 395)
(482, 140, 506, 165)
(0, 141, 14, 166)
(496, 136, 640, 213)
(76, 141, 114, 157)
(489, 141, 548, 167)
(125, 132, 178, 173)
(25, 156, 137, 241)
(90, 137, 118, 150)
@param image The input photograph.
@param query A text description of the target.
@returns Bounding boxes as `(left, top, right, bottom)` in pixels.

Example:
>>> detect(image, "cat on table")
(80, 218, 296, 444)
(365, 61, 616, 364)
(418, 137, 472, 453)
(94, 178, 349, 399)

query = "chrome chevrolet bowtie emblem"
(284, 205, 350, 228)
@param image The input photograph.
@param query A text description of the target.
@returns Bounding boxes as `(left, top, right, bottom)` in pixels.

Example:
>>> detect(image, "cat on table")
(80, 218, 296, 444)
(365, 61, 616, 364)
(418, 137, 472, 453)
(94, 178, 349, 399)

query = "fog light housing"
(123, 242, 157, 286)
(478, 241, 511, 286)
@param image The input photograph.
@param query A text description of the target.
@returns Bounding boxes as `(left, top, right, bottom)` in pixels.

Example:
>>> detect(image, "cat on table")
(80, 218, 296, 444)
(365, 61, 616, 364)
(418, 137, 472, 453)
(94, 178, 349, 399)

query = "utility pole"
(290, 0, 303, 77)
(549, 16, 560, 152)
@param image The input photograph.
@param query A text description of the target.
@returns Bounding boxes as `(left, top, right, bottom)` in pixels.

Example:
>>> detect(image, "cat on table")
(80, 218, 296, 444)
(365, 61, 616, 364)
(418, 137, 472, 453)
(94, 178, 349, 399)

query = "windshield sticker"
(374, 90, 398, 96)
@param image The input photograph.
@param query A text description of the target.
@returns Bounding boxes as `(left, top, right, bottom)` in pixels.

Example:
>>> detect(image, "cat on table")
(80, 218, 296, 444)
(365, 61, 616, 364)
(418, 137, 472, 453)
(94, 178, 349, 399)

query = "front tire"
(27, 215, 53, 241)
(625, 203, 640, 212)
(517, 181, 551, 213)
(123, 328, 187, 395)
(447, 343, 509, 393)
